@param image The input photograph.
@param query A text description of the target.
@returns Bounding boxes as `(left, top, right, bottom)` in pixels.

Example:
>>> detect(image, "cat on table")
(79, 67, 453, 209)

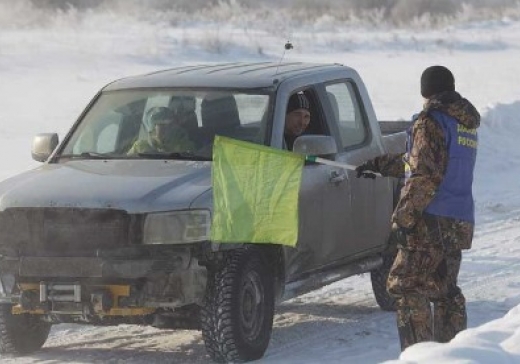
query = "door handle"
(329, 170, 347, 184)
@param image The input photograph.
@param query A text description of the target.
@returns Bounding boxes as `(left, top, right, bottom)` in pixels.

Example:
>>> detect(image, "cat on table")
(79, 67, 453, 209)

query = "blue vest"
(405, 110, 478, 223)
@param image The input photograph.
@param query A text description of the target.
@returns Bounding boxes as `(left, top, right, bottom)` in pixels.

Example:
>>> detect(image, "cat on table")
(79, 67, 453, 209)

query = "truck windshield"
(59, 89, 272, 160)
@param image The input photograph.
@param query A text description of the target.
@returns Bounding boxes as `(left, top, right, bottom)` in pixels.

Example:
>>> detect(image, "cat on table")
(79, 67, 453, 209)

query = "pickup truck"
(0, 62, 408, 363)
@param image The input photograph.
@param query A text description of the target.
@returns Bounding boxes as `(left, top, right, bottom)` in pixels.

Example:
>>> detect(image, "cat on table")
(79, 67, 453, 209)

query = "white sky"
(1, 6, 520, 363)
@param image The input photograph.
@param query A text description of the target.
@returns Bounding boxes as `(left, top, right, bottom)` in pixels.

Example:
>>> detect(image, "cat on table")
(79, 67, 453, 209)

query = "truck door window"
(283, 89, 328, 150)
(325, 82, 366, 148)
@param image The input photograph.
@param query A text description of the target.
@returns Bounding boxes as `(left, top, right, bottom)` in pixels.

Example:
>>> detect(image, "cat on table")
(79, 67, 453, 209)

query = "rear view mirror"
(292, 135, 338, 156)
(32, 133, 59, 162)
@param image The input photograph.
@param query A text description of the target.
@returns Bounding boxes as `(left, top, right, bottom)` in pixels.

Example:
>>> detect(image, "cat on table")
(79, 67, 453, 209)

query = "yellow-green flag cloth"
(211, 136, 304, 247)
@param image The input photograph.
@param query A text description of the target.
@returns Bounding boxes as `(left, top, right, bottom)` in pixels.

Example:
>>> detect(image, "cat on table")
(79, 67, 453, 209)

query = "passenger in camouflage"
(356, 65, 480, 351)
(127, 106, 195, 155)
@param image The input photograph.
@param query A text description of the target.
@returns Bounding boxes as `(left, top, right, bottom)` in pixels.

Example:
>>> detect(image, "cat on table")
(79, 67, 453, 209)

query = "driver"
(128, 106, 195, 154)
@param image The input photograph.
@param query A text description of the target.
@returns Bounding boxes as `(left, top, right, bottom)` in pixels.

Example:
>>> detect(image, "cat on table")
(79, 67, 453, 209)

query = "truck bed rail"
(379, 121, 411, 135)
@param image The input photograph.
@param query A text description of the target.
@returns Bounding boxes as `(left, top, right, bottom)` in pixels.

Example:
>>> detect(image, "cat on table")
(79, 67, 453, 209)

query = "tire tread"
(0, 304, 51, 355)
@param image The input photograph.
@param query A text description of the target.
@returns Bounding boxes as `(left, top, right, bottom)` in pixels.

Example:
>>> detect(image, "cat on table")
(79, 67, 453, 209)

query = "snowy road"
(3, 213, 520, 364)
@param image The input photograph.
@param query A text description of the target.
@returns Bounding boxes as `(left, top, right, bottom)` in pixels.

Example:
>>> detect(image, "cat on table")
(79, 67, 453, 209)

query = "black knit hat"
(420, 65, 455, 98)
(287, 92, 310, 114)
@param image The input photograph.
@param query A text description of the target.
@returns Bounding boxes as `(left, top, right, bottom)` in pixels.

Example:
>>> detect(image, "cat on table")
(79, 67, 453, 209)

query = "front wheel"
(201, 247, 275, 363)
(0, 304, 52, 355)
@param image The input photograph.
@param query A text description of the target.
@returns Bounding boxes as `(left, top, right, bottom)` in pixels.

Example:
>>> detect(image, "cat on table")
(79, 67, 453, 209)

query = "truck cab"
(0, 62, 406, 362)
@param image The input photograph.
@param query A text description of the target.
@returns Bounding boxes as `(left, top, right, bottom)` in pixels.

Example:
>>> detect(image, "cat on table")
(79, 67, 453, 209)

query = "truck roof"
(103, 62, 352, 91)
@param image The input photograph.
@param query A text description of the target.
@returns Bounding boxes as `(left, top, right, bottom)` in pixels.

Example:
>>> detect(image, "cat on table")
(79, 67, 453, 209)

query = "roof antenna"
(275, 41, 293, 75)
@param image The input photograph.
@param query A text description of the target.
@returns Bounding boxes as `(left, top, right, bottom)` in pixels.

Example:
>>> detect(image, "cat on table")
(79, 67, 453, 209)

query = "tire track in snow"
(260, 276, 398, 362)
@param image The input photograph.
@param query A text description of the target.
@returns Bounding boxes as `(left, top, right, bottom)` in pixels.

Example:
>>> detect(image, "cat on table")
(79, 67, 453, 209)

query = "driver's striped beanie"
(287, 92, 310, 114)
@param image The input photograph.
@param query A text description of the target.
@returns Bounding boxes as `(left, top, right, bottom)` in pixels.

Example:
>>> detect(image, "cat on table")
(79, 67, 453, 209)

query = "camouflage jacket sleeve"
(391, 115, 447, 230)
(372, 153, 405, 178)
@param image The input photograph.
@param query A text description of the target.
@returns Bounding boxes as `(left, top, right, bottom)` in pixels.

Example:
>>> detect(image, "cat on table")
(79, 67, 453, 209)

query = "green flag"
(211, 136, 304, 247)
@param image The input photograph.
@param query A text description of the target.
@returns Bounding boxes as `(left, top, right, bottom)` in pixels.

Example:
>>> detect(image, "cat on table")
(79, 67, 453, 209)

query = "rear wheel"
(371, 250, 398, 311)
(201, 247, 275, 363)
(0, 304, 52, 355)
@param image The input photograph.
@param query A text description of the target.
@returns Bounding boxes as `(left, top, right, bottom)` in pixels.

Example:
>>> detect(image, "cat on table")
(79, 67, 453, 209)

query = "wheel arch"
(204, 243, 286, 302)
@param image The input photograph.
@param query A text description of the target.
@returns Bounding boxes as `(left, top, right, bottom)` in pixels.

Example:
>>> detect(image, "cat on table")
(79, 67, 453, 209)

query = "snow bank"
(474, 101, 520, 223)
(383, 303, 520, 363)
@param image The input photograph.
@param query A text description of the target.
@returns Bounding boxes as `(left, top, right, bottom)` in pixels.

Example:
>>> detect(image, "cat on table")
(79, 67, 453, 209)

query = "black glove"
(355, 161, 377, 179)
(391, 222, 414, 245)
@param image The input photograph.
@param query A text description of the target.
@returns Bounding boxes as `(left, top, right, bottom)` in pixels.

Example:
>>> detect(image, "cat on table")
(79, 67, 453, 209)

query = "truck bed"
(379, 121, 410, 155)
(379, 121, 410, 135)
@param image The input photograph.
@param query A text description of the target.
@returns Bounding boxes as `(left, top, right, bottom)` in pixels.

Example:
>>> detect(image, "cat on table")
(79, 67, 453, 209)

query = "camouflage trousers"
(387, 214, 468, 351)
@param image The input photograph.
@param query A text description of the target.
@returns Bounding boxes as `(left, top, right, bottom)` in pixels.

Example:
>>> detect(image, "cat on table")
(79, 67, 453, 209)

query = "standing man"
(356, 66, 480, 350)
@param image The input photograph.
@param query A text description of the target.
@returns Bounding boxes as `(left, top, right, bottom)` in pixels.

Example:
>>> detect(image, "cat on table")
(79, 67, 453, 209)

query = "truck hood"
(0, 160, 212, 213)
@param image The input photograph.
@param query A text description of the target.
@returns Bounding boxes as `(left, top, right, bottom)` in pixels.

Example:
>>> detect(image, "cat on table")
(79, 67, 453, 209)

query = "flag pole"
(305, 156, 382, 177)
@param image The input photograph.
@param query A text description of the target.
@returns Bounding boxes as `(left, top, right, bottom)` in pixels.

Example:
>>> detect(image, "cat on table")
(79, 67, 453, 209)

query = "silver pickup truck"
(0, 62, 408, 362)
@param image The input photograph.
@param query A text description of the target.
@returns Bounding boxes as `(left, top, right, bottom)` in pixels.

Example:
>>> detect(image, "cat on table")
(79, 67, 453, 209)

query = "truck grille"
(0, 207, 135, 255)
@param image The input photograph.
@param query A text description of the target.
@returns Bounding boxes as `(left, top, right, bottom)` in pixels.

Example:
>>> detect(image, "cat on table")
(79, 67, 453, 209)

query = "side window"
(72, 112, 123, 154)
(283, 89, 326, 151)
(97, 122, 120, 153)
(325, 82, 367, 149)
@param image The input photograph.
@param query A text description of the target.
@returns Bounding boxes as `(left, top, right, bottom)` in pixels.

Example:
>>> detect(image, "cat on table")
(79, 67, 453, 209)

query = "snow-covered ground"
(1, 6, 520, 363)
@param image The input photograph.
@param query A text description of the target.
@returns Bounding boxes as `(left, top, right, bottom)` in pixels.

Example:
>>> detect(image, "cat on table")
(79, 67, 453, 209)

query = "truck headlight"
(143, 210, 211, 244)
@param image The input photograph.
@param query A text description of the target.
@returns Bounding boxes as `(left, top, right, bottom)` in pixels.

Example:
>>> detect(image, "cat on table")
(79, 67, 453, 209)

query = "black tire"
(201, 247, 275, 363)
(0, 304, 52, 355)
(371, 250, 398, 312)
(201, 267, 225, 363)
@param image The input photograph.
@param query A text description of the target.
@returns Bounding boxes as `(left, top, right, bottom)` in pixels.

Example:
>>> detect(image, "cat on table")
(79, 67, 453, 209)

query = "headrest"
(201, 95, 240, 130)
(169, 96, 196, 114)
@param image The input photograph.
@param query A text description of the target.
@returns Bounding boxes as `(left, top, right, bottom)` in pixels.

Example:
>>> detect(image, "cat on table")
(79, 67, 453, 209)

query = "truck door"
(320, 81, 393, 263)
(278, 84, 392, 281)
(282, 89, 336, 280)
(284, 88, 356, 274)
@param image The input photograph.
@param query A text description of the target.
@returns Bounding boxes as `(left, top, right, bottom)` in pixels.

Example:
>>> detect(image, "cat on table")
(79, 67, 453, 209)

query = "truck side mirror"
(292, 135, 338, 156)
(32, 133, 59, 162)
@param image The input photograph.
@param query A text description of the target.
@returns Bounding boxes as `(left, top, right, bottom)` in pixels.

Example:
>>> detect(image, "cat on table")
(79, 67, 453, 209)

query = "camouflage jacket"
(370, 91, 480, 249)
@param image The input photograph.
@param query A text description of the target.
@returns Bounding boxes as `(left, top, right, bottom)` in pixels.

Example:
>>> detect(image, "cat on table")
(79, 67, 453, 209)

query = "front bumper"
(0, 252, 207, 318)
(1, 255, 190, 279)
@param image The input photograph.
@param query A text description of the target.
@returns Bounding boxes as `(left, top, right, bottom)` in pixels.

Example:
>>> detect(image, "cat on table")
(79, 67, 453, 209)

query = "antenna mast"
(275, 41, 293, 75)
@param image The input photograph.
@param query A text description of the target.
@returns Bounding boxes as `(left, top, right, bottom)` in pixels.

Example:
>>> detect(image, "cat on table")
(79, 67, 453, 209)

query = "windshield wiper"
(60, 152, 115, 160)
(137, 151, 211, 161)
